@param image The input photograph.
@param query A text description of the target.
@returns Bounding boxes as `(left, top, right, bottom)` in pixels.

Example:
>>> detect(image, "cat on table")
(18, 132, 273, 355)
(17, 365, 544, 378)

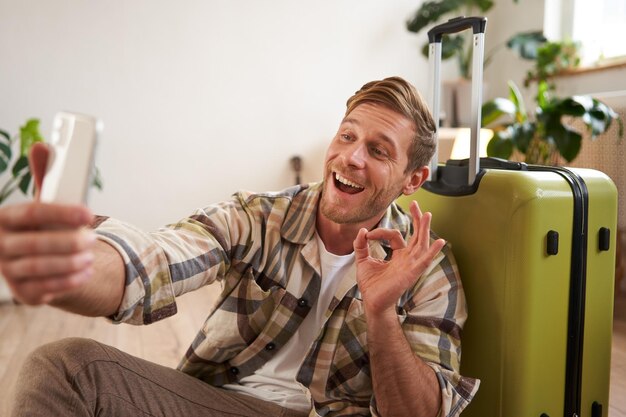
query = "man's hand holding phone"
(0, 113, 99, 305)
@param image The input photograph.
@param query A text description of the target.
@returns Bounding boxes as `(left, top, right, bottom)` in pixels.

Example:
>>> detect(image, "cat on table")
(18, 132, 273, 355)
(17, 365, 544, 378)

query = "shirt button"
(265, 342, 276, 351)
(297, 298, 308, 308)
(229, 366, 239, 375)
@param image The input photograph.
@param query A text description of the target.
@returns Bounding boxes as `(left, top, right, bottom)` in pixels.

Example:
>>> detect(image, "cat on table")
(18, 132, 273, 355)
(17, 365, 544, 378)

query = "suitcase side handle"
(427, 16, 487, 42)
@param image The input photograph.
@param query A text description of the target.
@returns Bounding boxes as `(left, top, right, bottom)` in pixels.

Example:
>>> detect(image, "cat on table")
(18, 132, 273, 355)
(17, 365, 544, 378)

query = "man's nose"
(342, 143, 367, 168)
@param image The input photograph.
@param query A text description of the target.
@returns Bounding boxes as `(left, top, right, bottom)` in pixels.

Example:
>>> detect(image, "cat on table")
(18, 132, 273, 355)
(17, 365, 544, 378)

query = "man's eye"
(371, 146, 387, 158)
(341, 134, 352, 141)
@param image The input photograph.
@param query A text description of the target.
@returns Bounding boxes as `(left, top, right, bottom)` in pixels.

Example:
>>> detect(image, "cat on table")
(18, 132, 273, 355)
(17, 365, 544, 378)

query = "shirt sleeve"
(94, 195, 251, 325)
(370, 242, 480, 417)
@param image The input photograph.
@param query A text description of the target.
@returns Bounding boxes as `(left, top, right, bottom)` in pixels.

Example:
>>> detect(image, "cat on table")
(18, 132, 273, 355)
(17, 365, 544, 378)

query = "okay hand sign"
(353, 201, 445, 316)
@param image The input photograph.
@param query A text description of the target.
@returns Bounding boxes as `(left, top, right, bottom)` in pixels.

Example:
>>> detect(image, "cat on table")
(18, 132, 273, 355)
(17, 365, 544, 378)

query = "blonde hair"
(346, 76, 436, 173)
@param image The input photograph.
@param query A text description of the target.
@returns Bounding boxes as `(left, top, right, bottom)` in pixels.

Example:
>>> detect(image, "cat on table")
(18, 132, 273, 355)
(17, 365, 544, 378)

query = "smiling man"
(2, 76, 478, 417)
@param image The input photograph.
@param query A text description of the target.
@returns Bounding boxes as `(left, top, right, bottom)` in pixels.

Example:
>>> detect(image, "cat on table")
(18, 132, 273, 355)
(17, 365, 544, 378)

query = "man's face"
(319, 102, 422, 225)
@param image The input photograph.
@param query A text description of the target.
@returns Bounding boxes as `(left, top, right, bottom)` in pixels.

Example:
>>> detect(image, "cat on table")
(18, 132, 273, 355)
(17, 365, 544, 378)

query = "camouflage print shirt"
(95, 182, 479, 416)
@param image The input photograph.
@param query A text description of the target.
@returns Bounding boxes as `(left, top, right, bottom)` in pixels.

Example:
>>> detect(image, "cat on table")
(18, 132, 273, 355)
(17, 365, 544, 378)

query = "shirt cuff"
(95, 218, 177, 325)
(427, 362, 480, 417)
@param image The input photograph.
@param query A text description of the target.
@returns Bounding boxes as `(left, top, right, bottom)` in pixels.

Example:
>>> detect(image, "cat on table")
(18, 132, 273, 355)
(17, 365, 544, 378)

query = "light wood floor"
(1, 287, 625, 416)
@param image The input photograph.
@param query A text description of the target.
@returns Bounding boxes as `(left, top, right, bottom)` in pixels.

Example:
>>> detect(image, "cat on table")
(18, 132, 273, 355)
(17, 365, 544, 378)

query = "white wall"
(1, 0, 453, 230)
(483, 0, 546, 102)
(3, 0, 624, 231)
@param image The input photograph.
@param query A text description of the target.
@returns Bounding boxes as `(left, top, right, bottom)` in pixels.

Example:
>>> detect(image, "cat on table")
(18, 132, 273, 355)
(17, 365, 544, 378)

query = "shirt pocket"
(202, 269, 285, 348)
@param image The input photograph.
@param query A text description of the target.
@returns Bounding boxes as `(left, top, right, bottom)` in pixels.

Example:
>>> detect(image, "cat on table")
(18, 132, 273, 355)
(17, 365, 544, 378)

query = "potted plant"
(0, 119, 43, 204)
(481, 39, 623, 165)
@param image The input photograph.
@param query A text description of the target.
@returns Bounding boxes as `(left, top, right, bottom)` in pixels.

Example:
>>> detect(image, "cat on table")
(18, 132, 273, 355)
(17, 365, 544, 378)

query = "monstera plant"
(482, 80, 623, 165)
(482, 34, 623, 165)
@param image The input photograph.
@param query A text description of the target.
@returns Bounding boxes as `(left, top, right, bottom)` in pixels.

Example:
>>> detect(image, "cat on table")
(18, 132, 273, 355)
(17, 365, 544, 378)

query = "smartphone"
(40, 112, 101, 205)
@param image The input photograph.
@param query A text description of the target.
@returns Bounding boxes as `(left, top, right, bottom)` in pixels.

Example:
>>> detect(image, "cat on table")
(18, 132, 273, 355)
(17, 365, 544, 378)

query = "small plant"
(0, 119, 102, 204)
(521, 39, 581, 88)
(0, 119, 43, 204)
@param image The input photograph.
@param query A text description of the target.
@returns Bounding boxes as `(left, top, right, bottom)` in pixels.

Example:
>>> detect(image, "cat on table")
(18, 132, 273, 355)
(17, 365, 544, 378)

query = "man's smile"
(333, 172, 365, 195)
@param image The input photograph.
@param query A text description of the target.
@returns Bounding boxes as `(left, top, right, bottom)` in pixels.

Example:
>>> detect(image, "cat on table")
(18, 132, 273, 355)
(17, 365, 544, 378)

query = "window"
(544, 0, 626, 65)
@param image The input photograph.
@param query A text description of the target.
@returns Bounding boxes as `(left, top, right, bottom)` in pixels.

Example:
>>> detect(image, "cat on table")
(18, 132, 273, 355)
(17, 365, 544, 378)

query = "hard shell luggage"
(397, 17, 617, 417)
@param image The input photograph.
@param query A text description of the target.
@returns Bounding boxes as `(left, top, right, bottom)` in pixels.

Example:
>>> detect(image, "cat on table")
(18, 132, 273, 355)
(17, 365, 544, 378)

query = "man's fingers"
(0, 202, 92, 230)
(410, 200, 423, 220)
(365, 228, 406, 250)
(407, 237, 445, 278)
(29, 142, 50, 199)
(353, 228, 370, 262)
(432, 238, 446, 253)
(408, 201, 424, 246)
(1, 250, 94, 280)
(417, 212, 433, 248)
(0, 229, 96, 257)
(10, 268, 94, 305)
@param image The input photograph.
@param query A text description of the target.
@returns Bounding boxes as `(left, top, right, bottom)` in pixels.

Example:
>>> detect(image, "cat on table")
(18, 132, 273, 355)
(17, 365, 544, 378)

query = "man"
(0, 76, 478, 417)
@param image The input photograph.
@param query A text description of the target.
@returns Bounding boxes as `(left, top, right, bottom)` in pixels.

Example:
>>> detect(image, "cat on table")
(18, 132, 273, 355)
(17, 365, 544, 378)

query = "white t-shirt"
(222, 233, 355, 412)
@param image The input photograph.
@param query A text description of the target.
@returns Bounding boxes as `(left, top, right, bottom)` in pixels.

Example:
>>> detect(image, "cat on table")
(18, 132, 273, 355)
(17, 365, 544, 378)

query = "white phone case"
(40, 112, 101, 204)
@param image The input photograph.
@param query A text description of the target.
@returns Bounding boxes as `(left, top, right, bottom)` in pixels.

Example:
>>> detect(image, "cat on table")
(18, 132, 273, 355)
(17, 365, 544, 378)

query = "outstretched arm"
(0, 143, 125, 316)
(354, 201, 445, 417)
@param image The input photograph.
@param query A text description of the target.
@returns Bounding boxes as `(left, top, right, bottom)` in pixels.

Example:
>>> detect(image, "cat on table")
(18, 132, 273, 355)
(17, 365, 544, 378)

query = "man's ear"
(402, 166, 429, 196)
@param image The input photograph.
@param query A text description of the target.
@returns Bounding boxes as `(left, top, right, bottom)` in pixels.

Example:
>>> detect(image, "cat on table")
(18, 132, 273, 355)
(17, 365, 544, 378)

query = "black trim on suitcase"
(530, 166, 589, 417)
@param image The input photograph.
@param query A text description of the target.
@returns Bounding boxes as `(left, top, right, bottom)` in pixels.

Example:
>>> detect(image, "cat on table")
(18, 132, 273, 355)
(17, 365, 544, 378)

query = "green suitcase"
(398, 164, 616, 417)
(399, 17, 617, 416)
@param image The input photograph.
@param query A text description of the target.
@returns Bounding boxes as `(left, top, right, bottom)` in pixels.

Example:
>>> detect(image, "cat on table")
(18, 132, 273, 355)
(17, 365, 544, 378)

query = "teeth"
(335, 173, 363, 189)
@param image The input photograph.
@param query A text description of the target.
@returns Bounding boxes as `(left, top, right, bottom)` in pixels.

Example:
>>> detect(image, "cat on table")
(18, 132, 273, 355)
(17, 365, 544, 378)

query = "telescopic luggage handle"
(427, 16, 487, 185)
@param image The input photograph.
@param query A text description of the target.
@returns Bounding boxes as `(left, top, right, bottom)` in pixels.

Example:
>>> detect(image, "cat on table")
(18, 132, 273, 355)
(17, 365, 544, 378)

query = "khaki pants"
(12, 337, 309, 417)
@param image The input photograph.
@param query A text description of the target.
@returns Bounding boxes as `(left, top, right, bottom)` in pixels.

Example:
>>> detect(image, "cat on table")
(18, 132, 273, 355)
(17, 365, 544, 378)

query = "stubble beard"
(319, 181, 400, 225)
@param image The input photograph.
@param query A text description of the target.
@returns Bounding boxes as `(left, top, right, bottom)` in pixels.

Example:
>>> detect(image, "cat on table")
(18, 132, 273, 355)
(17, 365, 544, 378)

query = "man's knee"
(13, 338, 109, 415)
(21, 337, 108, 378)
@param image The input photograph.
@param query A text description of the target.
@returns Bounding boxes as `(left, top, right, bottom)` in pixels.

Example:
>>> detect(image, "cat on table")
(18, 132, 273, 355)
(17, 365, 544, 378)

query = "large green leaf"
(536, 80, 550, 109)
(587, 99, 619, 138)
(546, 122, 582, 162)
(557, 96, 593, 117)
(470, 0, 494, 12)
(481, 98, 516, 126)
(487, 129, 514, 159)
(0, 129, 10, 143)
(507, 81, 527, 122)
(0, 141, 11, 174)
(506, 31, 547, 60)
(18, 171, 32, 195)
(511, 122, 536, 153)
(12, 154, 29, 177)
(19, 118, 44, 156)
(584, 106, 610, 138)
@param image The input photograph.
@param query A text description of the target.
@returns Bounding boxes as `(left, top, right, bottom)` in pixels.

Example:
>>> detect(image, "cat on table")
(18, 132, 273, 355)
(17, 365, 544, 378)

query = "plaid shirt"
(95, 182, 479, 416)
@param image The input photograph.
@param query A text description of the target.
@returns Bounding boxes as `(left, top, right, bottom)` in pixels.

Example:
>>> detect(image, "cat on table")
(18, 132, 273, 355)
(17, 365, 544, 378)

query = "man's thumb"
(29, 142, 50, 199)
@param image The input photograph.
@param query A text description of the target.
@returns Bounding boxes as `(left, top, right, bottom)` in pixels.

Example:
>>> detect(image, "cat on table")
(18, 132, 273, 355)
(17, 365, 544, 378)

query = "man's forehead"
(342, 104, 416, 134)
